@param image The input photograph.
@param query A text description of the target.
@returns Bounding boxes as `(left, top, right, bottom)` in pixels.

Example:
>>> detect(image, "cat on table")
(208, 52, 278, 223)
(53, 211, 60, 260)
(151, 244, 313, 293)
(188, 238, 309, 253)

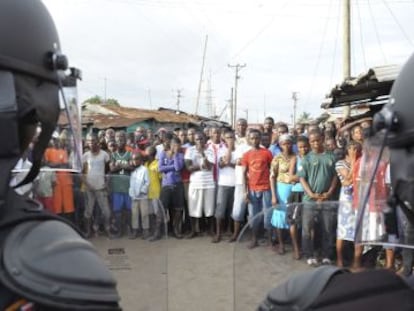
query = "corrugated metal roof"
(91, 115, 151, 129)
(83, 104, 199, 124)
(77, 103, 230, 129)
(322, 64, 401, 109)
(57, 102, 232, 131)
(363, 64, 401, 83)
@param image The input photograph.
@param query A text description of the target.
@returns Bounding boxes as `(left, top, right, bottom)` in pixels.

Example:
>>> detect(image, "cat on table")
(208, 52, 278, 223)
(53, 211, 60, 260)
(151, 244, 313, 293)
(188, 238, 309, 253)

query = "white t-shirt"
(184, 146, 215, 189)
(82, 150, 110, 190)
(234, 143, 251, 185)
(155, 144, 164, 159)
(11, 158, 33, 196)
(217, 146, 236, 187)
(206, 141, 224, 182)
(385, 162, 391, 185)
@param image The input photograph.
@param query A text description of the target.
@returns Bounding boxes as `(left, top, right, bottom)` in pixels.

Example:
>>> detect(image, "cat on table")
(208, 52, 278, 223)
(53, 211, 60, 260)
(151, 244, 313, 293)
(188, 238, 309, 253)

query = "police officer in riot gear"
(0, 1, 120, 310)
(258, 53, 414, 310)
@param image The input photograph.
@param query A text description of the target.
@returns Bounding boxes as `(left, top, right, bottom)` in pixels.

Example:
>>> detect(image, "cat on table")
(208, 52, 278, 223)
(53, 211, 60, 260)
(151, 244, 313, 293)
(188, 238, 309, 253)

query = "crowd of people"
(13, 116, 412, 275)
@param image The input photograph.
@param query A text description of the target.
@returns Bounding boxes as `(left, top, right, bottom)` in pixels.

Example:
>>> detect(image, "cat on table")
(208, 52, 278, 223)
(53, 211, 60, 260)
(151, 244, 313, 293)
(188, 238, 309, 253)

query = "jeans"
(85, 189, 111, 223)
(215, 185, 235, 219)
(248, 189, 272, 231)
(302, 202, 337, 259)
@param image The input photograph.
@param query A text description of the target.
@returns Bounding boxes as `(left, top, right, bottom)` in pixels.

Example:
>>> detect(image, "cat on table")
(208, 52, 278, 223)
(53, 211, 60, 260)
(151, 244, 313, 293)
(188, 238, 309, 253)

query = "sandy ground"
(92, 234, 310, 311)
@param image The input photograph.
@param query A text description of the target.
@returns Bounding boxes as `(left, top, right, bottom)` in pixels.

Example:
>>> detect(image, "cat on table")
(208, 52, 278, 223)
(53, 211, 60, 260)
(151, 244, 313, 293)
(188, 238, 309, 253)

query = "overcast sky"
(43, 0, 414, 124)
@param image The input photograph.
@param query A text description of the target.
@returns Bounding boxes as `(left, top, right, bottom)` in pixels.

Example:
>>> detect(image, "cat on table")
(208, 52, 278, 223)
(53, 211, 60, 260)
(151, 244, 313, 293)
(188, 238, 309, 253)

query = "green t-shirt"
(298, 151, 336, 202)
(110, 151, 132, 193)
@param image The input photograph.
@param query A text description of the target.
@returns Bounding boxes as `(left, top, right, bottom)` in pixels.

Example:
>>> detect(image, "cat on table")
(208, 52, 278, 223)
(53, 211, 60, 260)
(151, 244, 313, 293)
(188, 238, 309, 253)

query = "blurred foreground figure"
(0, 1, 120, 309)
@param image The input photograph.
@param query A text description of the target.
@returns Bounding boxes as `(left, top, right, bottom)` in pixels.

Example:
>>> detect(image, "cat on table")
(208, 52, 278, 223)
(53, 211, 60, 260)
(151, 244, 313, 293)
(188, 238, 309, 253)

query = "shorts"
(188, 185, 215, 218)
(286, 191, 304, 226)
(112, 192, 132, 212)
(160, 182, 185, 211)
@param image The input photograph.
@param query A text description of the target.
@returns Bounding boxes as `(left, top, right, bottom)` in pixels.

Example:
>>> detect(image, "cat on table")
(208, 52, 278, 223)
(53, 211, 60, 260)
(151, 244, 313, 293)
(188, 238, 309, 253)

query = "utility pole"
(244, 108, 249, 123)
(206, 71, 214, 118)
(147, 88, 152, 109)
(176, 89, 183, 111)
(195, 35, 208, 115)
(228, 63, 246, 127)
(343, 0, 351, 119)
(292, 91, 299, 128)
(103, 77, 107, 104)
(229, 88, 234, 128)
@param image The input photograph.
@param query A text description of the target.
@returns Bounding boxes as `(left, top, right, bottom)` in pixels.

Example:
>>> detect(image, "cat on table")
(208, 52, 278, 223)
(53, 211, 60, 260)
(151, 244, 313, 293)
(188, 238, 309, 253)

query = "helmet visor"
(10, 72, 83, 196)
(54, 84, 82, 172)
(353, 135, 398, 247)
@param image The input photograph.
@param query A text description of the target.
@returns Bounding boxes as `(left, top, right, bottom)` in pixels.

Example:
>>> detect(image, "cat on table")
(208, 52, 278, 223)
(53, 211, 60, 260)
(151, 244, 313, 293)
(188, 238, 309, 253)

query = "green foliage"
(83, 95, 102, 105)
(297, 111, 311, 123)
(105, 98, 120, 106)
(83, 96, 120, 106)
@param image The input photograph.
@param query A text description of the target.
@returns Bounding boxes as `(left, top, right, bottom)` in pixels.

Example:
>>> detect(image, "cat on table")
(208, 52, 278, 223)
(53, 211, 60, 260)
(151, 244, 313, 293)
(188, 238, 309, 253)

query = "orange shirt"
(44, 147, 67, 164)
(44, 147, 73, 186)
(241, 147, 273, 191)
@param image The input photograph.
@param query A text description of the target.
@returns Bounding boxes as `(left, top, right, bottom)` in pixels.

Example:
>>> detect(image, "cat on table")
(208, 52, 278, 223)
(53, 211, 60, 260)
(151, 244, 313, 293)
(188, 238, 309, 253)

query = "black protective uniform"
(0, 1, 120, 310)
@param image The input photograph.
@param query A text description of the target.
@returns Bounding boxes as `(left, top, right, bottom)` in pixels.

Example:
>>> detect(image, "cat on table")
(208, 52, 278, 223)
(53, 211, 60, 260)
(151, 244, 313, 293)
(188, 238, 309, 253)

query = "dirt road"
(92, 235, 309, 311)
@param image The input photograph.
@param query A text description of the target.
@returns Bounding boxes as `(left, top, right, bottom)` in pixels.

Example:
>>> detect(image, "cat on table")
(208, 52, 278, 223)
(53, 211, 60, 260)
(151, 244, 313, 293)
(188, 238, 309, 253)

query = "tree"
(83, 96, 120, 106)
(297, 111, 311, 123)
(83, 95, 102, 105)
(105, 98, 120, 106)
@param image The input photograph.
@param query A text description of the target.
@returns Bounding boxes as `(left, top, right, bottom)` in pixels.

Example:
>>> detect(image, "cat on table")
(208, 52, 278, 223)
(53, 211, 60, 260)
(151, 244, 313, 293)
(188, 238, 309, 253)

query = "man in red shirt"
(242, 129, 273, 249)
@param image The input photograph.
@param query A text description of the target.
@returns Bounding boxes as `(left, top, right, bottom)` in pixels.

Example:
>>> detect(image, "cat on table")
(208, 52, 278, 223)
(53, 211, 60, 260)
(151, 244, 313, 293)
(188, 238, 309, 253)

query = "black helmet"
(373, 55, 414, 148)
(0, 0, 68, 83)
(0, 0, 70, 195)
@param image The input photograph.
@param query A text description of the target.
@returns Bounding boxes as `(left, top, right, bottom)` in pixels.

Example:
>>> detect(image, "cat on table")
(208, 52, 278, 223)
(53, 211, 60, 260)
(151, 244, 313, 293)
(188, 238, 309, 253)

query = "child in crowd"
(129, 152, 150, 239)
(145, 146, 164, 241)
(33, 164, 56, 213)
(287, 135, 309, 260)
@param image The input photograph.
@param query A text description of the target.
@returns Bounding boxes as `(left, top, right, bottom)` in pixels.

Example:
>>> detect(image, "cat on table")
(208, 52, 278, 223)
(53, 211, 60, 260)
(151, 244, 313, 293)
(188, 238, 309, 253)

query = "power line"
(367, 0, 388, 63)
(229, 0, 290, 61)
(305, 0, 334, 108)
(329, 1, 342, 87)
(350, 1, 357, 75)
(356, 0, 368, 69)
(210, 0, 292, 76)
(195, 35, 208, 115)
(382, 0, 414, 47)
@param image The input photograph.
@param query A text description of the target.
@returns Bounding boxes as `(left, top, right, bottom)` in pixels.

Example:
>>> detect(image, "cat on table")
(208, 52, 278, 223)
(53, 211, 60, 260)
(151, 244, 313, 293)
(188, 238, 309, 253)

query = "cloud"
(43, 0, 414, 125)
